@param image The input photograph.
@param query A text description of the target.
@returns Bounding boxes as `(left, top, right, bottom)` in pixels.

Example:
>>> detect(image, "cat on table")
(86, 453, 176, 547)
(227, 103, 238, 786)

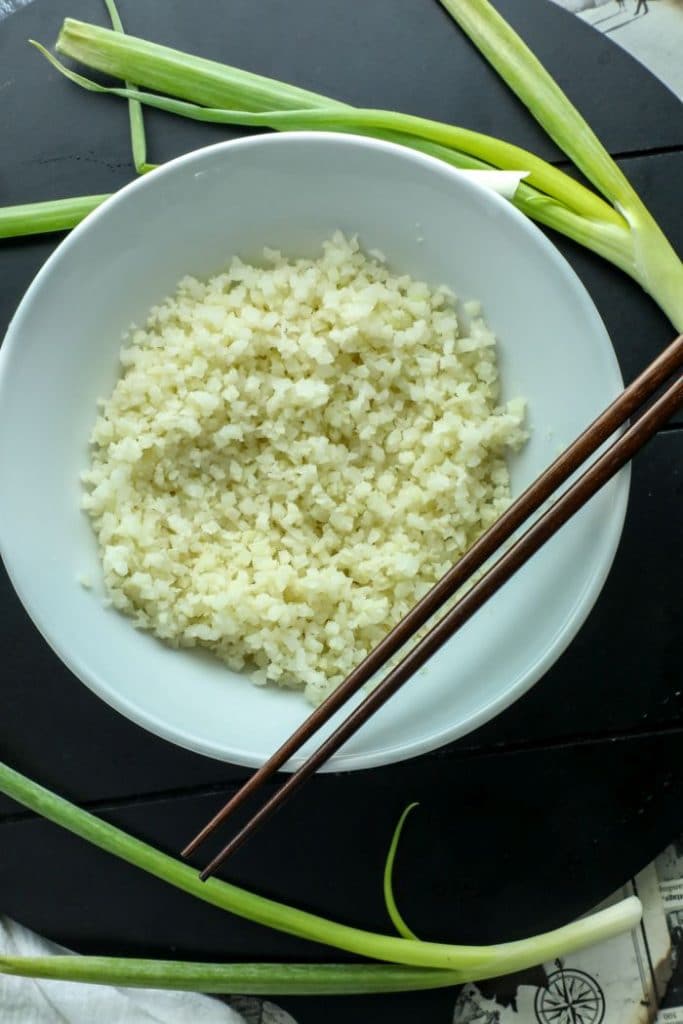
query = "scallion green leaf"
(103, 0, 151, 175)
(383, 804, 420, 941)
(0, 955, 461, 995)
(56, 16, 339, 113)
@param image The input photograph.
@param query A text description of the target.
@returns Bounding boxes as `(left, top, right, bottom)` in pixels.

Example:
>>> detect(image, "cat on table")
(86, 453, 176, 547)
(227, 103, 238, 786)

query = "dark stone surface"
(0, 2, 681, 1021)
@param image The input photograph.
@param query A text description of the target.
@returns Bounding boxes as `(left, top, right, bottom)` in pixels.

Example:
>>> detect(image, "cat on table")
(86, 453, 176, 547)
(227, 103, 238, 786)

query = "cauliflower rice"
(82, 233, 526, 705)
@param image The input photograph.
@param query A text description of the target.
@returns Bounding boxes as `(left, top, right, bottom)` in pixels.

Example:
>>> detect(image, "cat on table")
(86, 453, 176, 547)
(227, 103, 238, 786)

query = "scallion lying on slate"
(0, 956, 464, 997)
(0, 759, 641, 991)
(101, 0, 152, 175)
(437, 0, 683, 330)
(0, 194, 109, 238)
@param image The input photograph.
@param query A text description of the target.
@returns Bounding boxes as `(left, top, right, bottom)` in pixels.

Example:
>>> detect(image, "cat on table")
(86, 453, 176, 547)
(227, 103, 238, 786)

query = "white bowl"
(0, 133, 628, 770)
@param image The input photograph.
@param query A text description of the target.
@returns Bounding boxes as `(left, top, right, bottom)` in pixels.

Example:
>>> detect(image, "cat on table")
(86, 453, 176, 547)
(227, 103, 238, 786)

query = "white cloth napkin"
(0, 916, 296, 1023)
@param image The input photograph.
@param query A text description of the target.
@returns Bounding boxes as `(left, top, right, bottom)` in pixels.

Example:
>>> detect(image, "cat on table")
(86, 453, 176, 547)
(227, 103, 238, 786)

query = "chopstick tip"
(198, 829, 250, 881)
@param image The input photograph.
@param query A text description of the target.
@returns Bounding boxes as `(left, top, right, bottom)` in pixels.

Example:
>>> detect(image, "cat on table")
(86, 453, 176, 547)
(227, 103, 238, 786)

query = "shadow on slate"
(0, 0, 682, 1010)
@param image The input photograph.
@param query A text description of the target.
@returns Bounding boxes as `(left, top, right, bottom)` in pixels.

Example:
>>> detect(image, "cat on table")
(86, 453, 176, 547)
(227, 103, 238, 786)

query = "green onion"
(0, 194, 109, 239)
(0, 0, 146, 241)
(0, 758, 641, 981)
(32, 45, 618, 227)
(436, 0, 683, 330)
(50, 20, 615, 224)
(56, 16, 337, 113)
(33, 40, 641, 277)
(0, 956, 462, 995)
(49, 16, 682, 329)
(383, 803, 419, 940)
(438, 0, 634, 208)
(102, 0, 151, 175)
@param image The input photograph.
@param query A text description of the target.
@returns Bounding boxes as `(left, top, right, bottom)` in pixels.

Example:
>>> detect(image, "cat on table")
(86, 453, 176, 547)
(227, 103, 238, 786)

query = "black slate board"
(0, 2, 682, 1021)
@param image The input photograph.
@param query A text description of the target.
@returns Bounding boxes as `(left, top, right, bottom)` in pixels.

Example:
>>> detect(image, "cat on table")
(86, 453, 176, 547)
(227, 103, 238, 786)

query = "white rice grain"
(82, 233, 526, 704)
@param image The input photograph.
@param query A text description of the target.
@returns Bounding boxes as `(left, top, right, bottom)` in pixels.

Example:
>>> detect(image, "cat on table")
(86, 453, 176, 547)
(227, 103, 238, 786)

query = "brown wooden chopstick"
(183, 334, 683, 862)
(184, 335, 683, 878)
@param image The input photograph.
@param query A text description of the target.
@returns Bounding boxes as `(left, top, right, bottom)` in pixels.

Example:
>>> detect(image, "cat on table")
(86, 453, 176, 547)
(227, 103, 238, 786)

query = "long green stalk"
(0, 133, 525, 243)
(437, 0, 683, 330)
(0, 195, 108, 238)
(383, 804, 419, 941)
(33, 45, 620, 228)
(50, 17, 682, 329)
(353, 128, 638, 276)
(56, 16, 339, 113)
(51, 22, 617, 226)
(0, 759, 641, 979)
(437, 0, 632, 208)
(103, 0, 150, 174)
(0, 956, 461, 995)
(34, 42, 640, 277)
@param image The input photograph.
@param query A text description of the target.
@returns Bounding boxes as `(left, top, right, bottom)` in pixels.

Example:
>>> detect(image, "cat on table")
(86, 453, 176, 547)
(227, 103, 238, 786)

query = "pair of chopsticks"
(183, 334, 683, 880)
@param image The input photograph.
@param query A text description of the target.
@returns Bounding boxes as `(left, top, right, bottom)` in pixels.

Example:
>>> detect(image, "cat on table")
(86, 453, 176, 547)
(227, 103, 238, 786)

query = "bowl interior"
(0, 133, 627, 769)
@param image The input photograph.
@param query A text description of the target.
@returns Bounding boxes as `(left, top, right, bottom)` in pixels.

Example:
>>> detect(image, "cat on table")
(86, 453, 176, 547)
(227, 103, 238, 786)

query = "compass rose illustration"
(534, 967, 605, 1024)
